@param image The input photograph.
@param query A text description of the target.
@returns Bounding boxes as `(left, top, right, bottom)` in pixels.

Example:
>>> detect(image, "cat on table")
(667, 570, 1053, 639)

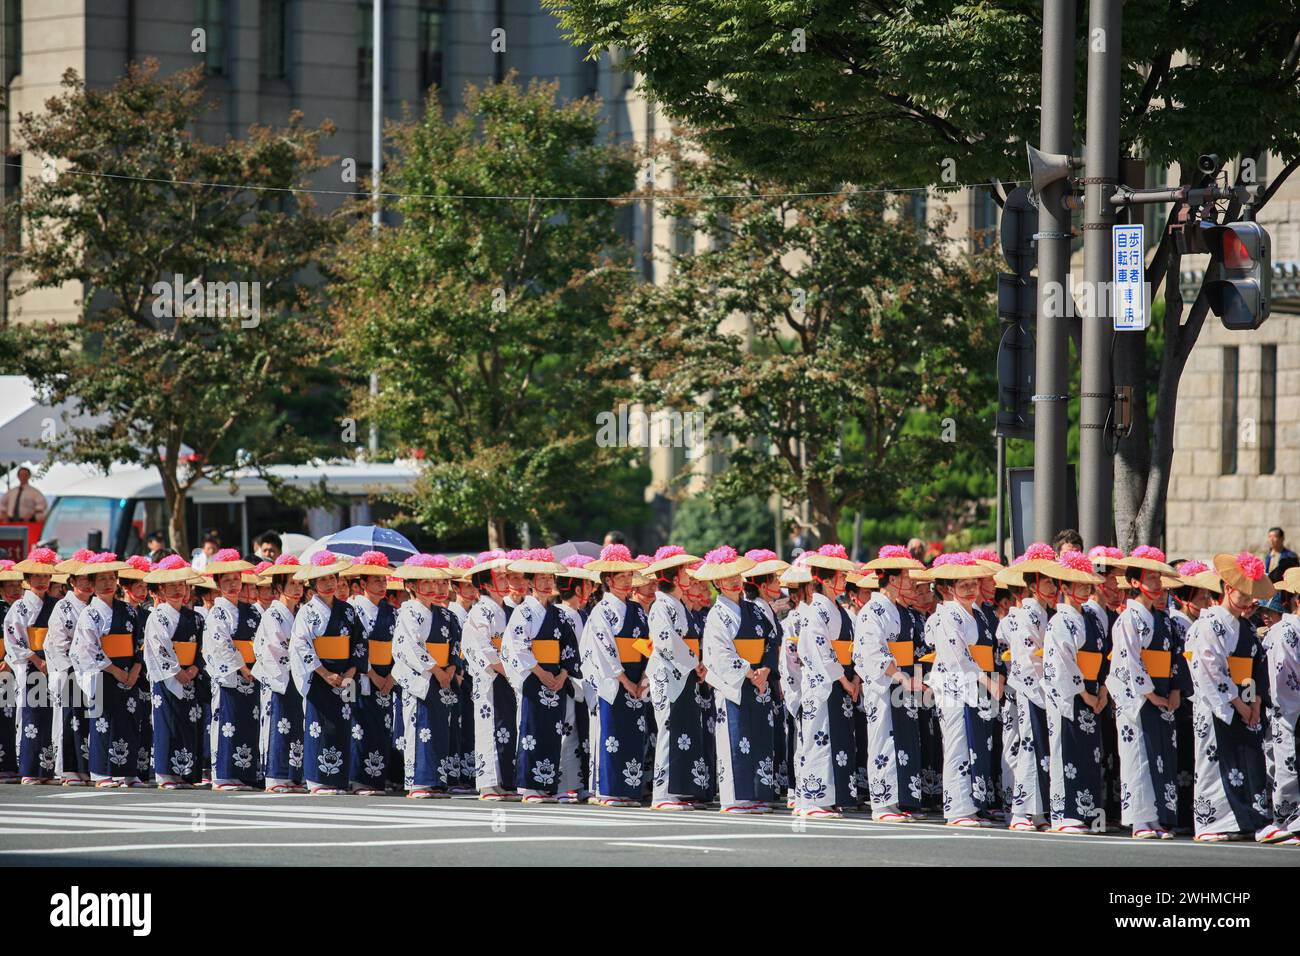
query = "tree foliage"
(333, 76, 638, 548)
(1, 62, 342, 555)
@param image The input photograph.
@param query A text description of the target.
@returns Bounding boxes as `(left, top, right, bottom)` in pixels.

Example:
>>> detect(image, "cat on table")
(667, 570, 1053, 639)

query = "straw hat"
(509, 548, 566, 576)
(341, 551, 395, 578)
(742, 549, 789, 579)
(1038, 553, 1104, 586)
(394, 563, 452, 581)
(852, 571, 881, 589)
(1180, 570, 1222, 594)
(293, 552, 354, 583)
(1087, 545, 1127, 568)
(925, 553, 994, 581)
(119, 556, 154, 581)
(864, 544, 924, 572)
(468, 556, 514, 576)
(386, 577, 408, 591)
(803, 545, 856, 574)
(51, 573, 69, 585)
(14, 547, 60, 575)
(994, 566, 1025, 589)
(189, 574, 217, 590)
(262, 557, 304, 578)
(586, 543, 646, 575)
(145, 565, 200, 585)
(779, 564, 812, 587)
(0, 566, 22, 583)
(1276, 567, 1300, 594)
(644, 548, 702, 577)
(204, 548, 255, 576)
(1117, 546, 1176, 576)
(1212, 552, 1275, 602)
(691, 545, 756, 582)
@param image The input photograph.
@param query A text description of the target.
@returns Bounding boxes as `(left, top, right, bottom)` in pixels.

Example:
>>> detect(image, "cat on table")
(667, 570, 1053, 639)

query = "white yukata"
(580, 592, 651, 802)
(460, 596, 515, 792)
(70, 596, 142, 785)
(931, 601, 997, 821)
(1001, 599, 1050, 821)
(795, 593, 856, 812)
(853, 591, 923, 816)
(47, 591, 90, 783)
(204, 596, 262, 788)
(4, 590, 55, 781)
(142, 604, 205, 786)
(1105, 600, 1179, 831)
(1265, 611, 1300, 832)
(1187, 605, 1272, 837)
(391, 599, 460, 792)
(704, 594, 776, 810)
(253, 599, 303, 789)
(647, 589, 709, 805)
(1043, 602, 1106, 828)
(778, 603, 804, 802)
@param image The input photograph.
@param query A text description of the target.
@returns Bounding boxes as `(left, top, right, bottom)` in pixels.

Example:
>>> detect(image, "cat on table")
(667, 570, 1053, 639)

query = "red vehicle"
(0, 521, 43, 562)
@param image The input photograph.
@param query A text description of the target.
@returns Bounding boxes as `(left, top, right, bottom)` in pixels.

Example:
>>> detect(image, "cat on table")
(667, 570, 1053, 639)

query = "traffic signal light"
(1202, 221, 1271, 330)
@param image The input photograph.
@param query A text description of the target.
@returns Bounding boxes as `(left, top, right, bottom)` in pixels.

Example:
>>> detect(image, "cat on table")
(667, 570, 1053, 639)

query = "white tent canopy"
(0, 376, 108, 469)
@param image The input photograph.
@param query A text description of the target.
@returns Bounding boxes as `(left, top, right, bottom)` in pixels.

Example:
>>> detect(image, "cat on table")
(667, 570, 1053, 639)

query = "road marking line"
(606, 841, 732, 852)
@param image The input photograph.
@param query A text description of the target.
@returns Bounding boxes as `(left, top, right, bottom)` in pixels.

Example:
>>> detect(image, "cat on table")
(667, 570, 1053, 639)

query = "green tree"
(333, 76, 637, 548)
(605, 140, 998, 544)
(670, 494, 776, 558)
(549, 0, 1300, 547)
(0, 62, 341, 555)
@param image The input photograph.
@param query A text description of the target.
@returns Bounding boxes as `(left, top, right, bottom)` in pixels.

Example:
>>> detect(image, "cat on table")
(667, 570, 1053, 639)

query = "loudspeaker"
(1027, 143, 1073, 195)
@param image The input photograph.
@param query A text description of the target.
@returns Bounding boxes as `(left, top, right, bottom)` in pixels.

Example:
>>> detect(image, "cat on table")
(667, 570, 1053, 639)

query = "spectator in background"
(145, 531, 167, 561)
(1052, 529, 1084, 554)
(1265, 527, 1298, 584)
(2, 466, 48, 523)
(254, 531, 283, 562)
(790, 521, 813, 557)
(603, 530, 626, 547)
(191, 533, 221, 571)
(906, 538, 927, 564)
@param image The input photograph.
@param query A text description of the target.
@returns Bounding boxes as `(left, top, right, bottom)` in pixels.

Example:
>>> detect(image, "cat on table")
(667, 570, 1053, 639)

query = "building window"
(907, 191, 928, 233)
(1221, 346, 1239, 475)
(1260, 344, 1277, 475)
(971, 188, 997, 250)
(672, 216, 695, 258)
(358, 1, 373, 85)
(260, 0, 288, 81)
(419, 1, 445, 94)
(200, 0, 227, 77)
(3, 0, 19, 85)
(3, 150, 19, 247)
(582, 54, 599, 98)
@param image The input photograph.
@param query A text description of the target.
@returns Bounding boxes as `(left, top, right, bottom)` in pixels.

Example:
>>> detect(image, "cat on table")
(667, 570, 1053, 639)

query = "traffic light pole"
(1079, 0, 1122, 549)
(1032, 0, 1076, 544)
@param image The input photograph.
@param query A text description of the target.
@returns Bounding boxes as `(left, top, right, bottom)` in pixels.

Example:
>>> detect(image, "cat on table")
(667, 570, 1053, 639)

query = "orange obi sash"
(172, 641, 198, 666)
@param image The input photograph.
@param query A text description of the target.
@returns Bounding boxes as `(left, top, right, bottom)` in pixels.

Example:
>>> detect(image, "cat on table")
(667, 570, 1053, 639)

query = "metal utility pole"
(1032, 0, 1077, 543)
(369, 0, 383, 456)
(1078, 0, 1122, 549)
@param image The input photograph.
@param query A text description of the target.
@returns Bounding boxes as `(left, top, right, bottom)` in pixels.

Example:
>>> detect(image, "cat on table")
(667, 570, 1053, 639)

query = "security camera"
(1197, 153, 1220, 175)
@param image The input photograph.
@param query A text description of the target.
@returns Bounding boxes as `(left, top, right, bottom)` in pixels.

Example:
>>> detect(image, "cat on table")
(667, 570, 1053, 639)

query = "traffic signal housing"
(1202, 221, 1271, 330)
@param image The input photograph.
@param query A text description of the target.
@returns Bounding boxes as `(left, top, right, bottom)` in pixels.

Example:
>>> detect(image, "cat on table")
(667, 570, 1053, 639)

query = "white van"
(37, 460, 421, 557)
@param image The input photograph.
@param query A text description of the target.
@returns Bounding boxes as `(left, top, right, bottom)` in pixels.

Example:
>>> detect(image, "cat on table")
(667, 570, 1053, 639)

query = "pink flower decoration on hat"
(704, 545, 739, 565)
(1059, 551, 1093, 573)
(1088, 545, 1124, 561)
(406, 553, 448, 568)
(0, 559, 15, 570)
(1235, 551, 1265, 581)
(561, 554, 592, 569)
(87, 552, 120, 564)
(745, 548, 778, 562)
(477, 550, 506, 563)
(212, 548, 242, 562)
(599, 543, 633, 563)
(310, 551, 340, 567)
(1177, 559, 1209, 576)
(933, 552, 975, 566)
(273, 554, 300, 567)
(156, 555, 189, 571)
(817, 544, 849, 560)
(634, 554, 655, 566)
(686, 560, 703, 571)
(70, 548, 95, 562)
(877, 545, 910, 559)
(125, 555, 152, 573)
(654, 545, 685, 562)
(1131, 545, 1166, 563)
(1023, 542, 1056, 561)
(505, 549, 527, 561)
(26, 547, 58, 565)
(356, 551, 390, 568)
(253, 561, 272, 574)
(526, 548, 556, 563)
(451, 555, 475, 570)
(970, 548, 1000, 563)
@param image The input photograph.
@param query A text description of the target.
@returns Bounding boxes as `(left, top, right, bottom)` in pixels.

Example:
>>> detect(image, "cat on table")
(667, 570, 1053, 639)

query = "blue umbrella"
(321, 525, 417, 563)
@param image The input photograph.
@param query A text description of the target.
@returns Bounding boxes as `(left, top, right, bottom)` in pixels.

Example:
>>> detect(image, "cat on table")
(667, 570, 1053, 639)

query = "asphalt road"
(1, 785, 1297, 867)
